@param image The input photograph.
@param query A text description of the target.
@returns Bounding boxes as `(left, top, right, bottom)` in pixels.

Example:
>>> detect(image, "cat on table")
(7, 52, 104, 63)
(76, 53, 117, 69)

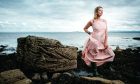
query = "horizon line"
(0, 30, 140, 33)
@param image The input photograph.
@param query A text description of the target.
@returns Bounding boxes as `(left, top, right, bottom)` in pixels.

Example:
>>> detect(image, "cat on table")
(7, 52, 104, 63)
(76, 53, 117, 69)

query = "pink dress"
(82, 19, 115, 66)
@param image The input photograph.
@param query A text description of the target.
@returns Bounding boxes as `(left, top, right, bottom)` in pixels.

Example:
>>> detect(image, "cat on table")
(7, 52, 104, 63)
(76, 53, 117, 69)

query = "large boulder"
(0, 69, 32, 84)
(16, 35, 77, 72)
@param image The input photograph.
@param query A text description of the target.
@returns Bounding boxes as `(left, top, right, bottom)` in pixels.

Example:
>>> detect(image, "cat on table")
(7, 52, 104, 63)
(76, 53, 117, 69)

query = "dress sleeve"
(104, 20, 108, 46)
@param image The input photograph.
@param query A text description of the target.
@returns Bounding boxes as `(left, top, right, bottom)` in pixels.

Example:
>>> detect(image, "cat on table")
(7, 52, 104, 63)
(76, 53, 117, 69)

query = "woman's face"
(97, 8, 103, 17)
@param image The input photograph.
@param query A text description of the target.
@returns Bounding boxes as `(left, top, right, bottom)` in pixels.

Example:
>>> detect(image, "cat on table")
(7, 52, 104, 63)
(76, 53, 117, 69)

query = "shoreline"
(0, 32, 140, 52)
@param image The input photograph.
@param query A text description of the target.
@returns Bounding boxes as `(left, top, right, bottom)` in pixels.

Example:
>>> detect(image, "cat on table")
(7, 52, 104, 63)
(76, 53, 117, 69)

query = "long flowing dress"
(82, 19, 115, 66)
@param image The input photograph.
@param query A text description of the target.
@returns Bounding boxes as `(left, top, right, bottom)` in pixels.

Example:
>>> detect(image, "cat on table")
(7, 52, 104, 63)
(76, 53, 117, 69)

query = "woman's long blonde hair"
(94, 6, 103, 19)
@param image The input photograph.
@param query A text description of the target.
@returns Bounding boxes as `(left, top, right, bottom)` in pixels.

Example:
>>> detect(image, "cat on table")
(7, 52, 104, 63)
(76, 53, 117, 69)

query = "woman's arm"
(104, 20, 108, 49)
(83, 20, 92, 35)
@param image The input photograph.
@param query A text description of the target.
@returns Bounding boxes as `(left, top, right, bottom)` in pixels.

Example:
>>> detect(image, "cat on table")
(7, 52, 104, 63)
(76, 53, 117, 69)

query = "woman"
(82, 6, 115, 76)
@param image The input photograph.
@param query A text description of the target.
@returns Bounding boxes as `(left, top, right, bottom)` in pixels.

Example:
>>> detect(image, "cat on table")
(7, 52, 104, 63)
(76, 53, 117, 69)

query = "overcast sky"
(0, 0, 140, 32)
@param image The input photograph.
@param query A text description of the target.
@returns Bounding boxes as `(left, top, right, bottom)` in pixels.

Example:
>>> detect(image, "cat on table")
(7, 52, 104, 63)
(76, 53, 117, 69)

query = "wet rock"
(0, 52, 18, 72)
(32, 73, 41, 81)
(0, 69, 32, 84)
(115, 46, 124, 52)
(14, 78, 32, 84)
(105, 47, 140, 83)
(0, 44, 16, 55)
(41, 72, 48, 80)
(0, 44, 8, 52)
(51, 72, 74, 84)
(80, 77, 125, 84)
(133, 37, 140, 40)
(16, 35, 77, 72)
(51, 73, 61, 79)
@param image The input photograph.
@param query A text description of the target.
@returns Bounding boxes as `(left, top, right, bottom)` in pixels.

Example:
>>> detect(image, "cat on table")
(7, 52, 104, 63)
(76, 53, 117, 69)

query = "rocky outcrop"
(0, 69, 32, 84)
(16, 35, 78, 72)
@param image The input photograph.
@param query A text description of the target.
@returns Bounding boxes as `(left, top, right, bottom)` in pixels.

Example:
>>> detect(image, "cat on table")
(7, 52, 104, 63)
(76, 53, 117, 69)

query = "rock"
(0, 44, 8, 52)
(16, 35, 77, 72)
(51, 72, 125, 84)
(133, 37, 140, 40)
(41, 72, 48, 80)
(111, 47, 140, 83)
(32, 73, 41, 80)
(14, 78, 32, 84)
(0, 69, 32, 84)
(63, 72, 74, 77)
(115, 46, 123, 52)
(0, 44, 16, 55)
(51, 73, 61, 79)
(80, 77, 125, 84)
(0, 53, 18, 72)
(51, 72, 74, 84)
(45, 82, 52, 84)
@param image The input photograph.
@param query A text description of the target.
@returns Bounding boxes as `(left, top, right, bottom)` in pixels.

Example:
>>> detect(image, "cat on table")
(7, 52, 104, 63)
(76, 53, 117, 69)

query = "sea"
(0, 31, 140, 51)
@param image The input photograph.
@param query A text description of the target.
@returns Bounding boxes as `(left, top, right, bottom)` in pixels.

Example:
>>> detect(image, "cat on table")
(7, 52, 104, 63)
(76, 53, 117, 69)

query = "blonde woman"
(82, 6, 115, 76)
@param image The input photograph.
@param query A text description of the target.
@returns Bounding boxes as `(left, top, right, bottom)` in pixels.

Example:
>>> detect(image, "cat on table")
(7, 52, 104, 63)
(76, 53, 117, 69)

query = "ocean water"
(0, 31, 140, 50)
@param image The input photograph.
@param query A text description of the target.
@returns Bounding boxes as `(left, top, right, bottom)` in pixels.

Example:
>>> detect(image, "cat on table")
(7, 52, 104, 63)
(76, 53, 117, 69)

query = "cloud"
(0, 0, 140, 32)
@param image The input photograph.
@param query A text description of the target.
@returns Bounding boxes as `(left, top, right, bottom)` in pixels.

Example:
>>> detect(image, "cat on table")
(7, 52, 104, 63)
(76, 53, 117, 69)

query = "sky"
(0, 0, 140, 32)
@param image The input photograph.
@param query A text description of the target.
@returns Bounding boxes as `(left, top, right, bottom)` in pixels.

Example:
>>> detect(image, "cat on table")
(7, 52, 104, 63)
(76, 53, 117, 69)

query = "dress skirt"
(82, 34, 115, 66)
